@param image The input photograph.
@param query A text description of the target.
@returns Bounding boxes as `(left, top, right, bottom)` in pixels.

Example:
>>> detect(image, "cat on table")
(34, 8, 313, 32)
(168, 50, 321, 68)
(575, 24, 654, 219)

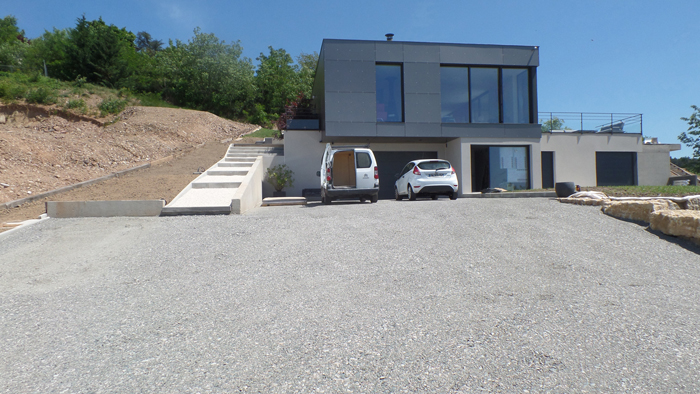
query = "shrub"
(99, 98, 128, 115)
(26, 87, 56, 104)
(66, 98, 86, 109)
(265, 164, 294, 192)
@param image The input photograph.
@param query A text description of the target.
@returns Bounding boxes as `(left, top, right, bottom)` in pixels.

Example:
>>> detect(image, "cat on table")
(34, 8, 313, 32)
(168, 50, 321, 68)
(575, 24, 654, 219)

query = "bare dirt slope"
(0, 105, 258, 227)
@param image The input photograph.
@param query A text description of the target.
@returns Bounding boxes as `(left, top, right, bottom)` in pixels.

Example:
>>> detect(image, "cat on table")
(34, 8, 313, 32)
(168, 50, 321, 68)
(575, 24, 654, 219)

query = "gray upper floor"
(311, 39, 541, 141)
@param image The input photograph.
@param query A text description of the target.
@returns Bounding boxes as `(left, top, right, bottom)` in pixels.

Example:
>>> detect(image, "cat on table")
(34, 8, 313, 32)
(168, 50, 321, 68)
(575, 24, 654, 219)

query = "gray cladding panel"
(404, 63, 440, 94)
(441, 123, 541, 138)
(404, 44, 441, 63)
(405, 93, 441, 123)
(326, 122, 377, 137)
(325, 92, 376, 122)
(325, 60, 375, 92)
(376, 42, 404, 62)
(440, 45, 503, 65)
(503, 47, 539, 66)
(406, 123, 442, 137)
(323, 41, 375, 61)
(376, 123, 406, 137)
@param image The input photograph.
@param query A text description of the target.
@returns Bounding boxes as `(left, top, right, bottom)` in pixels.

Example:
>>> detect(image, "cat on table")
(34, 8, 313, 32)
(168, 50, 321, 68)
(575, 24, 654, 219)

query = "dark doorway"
(471, 146, 489, 192)
(374, 151, 438, 199)
(541, 151, 554, 189)
(596, 152, 637, 186)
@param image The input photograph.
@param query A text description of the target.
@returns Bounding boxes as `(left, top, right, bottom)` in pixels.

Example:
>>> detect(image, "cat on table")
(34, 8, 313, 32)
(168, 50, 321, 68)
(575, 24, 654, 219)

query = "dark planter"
(555, 182, 576, 197)
(272, 191, 286, 197)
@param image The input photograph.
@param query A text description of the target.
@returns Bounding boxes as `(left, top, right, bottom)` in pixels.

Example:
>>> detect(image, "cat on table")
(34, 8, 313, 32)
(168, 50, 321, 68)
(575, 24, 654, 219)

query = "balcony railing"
(538, 112, 642, 134)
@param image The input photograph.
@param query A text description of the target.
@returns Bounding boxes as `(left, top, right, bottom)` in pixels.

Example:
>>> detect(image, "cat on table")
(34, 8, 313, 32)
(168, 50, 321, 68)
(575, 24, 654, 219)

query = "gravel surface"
(1, 198, 699, 393)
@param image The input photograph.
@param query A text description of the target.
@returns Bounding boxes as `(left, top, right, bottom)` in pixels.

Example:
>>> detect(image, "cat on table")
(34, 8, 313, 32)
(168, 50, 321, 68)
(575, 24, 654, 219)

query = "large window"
(440, 66, 532, 124)
(471, 145, 530, 191)
(470, 68, 499, 123)
(440, 67, 470, 123)
(376, 64, 403, 122)
(502, 68, 530, 124)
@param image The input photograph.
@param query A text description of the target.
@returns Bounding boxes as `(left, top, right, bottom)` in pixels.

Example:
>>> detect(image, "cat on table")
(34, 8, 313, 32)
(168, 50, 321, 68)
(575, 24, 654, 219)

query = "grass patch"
(582, 185, 700, 198)
(135, 92, 178, 108)
(99, 98, 129, 115)
(244, 128, 278, 138)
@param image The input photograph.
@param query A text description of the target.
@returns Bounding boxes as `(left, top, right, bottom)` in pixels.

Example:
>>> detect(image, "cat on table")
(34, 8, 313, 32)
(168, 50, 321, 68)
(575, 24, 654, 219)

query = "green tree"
(22, 28, 70, 78)
(135, 31, 163, 55)
(254, 47, 300, 115)
(295, 51, 318, 99)
(540, 116, 570, 132)
(0, 15, 27, 71)
(65, 16, 137, 87)
(0, 15, 24, 44)
(679, 105, 700, 158)
(160, 28, 255, 118)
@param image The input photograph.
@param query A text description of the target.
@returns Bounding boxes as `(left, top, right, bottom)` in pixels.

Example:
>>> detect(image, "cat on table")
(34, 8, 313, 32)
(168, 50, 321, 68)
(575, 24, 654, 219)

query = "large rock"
(602, 200, 681, 222)
(650, 210, 700, 242)
(685, 196, 700, 210)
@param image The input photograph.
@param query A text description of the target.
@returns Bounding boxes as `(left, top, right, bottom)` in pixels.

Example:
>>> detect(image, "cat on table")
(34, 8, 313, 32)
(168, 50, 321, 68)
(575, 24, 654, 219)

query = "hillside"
(0, 104, 257, 205)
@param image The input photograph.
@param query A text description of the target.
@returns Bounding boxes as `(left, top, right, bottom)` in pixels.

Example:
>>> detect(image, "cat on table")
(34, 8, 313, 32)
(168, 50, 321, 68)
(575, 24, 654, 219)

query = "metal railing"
(538, 112, 642, 134)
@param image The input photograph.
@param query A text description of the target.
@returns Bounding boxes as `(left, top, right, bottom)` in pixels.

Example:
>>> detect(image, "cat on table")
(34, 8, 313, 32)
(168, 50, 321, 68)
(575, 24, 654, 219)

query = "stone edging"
(559, 192, 700, 244)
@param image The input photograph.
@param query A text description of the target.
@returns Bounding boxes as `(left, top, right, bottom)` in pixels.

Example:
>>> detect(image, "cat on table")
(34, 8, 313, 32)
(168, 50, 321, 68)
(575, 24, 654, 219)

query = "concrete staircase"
(161, 144, 282, 215)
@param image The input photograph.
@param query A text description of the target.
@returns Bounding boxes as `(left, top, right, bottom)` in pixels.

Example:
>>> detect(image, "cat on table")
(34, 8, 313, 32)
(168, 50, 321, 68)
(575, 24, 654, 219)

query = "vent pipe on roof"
(385, 33, 394, 41)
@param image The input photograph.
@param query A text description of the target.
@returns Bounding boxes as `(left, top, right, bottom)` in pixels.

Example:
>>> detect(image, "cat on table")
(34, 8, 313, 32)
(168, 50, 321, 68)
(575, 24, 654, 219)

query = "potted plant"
(266, 164, 294, 197)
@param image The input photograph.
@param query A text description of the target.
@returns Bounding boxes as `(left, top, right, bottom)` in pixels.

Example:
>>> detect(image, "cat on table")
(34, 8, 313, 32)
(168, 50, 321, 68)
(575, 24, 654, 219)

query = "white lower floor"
(281, 130, 680, 198)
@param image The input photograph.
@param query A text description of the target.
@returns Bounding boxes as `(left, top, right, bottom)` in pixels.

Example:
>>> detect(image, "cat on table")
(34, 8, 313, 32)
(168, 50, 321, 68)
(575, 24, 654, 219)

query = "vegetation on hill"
(0, 14, 318, 127)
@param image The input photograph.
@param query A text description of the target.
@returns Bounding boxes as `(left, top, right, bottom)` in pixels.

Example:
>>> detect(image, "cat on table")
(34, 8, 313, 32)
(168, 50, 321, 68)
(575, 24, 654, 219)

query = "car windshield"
(417, 161, 450, 170)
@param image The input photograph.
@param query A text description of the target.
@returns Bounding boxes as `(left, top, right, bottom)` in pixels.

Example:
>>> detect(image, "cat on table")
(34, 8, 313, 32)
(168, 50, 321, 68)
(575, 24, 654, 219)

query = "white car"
(394, 159, 458, 200)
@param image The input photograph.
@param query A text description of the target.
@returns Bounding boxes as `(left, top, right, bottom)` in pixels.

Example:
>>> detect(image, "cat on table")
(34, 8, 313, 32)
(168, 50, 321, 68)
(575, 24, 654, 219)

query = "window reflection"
(440, 67, 469, 123)
(470, 68, 499, 123)
(502, 68, 530, 124)
(376, 65, 403, 122)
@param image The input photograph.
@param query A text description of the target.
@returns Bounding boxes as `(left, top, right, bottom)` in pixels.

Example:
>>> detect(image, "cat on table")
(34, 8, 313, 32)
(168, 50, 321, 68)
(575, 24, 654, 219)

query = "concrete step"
(206, 169, 249, 176)
(224, 157, 256, 162)
(217, 162, 253, 168)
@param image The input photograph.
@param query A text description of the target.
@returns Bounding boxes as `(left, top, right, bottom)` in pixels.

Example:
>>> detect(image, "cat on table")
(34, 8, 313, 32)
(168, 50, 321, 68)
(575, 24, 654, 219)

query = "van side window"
(356, 152, 372, 168)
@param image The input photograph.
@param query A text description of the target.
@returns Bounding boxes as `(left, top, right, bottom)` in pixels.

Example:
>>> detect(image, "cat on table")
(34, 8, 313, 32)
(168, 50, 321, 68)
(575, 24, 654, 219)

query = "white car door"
(354, 150, 375, 190)
(395, 163, 411, 194)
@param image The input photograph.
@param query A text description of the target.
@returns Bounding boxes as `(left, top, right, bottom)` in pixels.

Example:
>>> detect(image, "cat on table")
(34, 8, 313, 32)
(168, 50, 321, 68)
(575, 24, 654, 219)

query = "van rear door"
(355, 150, 375, 190)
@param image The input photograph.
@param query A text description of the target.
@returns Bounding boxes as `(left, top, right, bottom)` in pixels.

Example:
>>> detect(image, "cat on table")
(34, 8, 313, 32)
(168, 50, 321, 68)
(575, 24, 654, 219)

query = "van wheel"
(408, 185, 416, 201)
(431, 195, 438, 200)
(322, 192, 331, 205)
(370, 195, 378, 203)
(450, 192, 458, 200)
(360, 198, 366, 203)
(395, 186, 403, 201)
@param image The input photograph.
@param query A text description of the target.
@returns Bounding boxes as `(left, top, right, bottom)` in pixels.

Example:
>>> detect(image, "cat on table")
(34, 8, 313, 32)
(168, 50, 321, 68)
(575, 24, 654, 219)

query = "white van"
(319, 144, 379, 204)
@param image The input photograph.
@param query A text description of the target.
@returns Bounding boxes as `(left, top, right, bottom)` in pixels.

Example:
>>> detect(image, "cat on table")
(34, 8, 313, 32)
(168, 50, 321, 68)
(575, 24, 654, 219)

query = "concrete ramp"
(161, 145, 278, 215)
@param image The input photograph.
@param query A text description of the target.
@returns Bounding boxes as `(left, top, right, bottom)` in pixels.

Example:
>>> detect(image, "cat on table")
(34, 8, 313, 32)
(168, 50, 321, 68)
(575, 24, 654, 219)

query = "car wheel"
(395, 186, 403, 201)
(370, 195, 378, 203)
(450, 191, 458, 200)
(408, 185, 416, 201)
(431, 195, 438, 200)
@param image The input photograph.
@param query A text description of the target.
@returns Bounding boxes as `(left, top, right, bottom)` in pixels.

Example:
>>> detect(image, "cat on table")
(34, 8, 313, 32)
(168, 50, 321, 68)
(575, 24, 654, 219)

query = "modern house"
(281, 37, 680, 198)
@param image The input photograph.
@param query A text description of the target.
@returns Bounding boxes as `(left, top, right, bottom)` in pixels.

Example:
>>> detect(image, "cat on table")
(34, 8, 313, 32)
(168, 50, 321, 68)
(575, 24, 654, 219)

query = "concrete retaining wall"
(231, 156, 264, 214)
(46, 200, 165, 218)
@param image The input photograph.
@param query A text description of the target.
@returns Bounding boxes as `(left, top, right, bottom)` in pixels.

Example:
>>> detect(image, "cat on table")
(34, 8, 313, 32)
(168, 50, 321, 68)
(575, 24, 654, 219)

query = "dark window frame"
(440, 64, 533, 125)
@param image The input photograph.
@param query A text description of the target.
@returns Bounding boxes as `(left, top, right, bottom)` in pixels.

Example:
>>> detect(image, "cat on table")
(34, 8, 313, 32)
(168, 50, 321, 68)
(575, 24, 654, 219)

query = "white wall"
(638, 144, 680, 186)
(540, 133, 643, 186)
(283, 130, 326, 197)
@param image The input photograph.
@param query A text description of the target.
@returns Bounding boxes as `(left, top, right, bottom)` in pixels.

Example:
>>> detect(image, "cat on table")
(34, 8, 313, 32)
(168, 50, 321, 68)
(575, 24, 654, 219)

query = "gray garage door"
(374, 151, 438, 199)
(596, 152, 637, 186)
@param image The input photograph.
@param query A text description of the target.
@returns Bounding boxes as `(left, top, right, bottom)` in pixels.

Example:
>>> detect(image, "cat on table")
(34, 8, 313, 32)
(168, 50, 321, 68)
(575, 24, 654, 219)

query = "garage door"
(374, 151, 438, 199)
(596, 152, 637, 186)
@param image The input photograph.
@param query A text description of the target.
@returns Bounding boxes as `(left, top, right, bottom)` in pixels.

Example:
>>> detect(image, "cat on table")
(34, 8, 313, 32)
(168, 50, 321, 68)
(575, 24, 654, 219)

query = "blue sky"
(5, 0, 699, 157)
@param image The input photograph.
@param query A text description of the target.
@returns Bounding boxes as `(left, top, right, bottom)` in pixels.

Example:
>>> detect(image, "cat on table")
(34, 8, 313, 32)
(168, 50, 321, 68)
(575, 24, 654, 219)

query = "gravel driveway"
(1, 198, 699, 392)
